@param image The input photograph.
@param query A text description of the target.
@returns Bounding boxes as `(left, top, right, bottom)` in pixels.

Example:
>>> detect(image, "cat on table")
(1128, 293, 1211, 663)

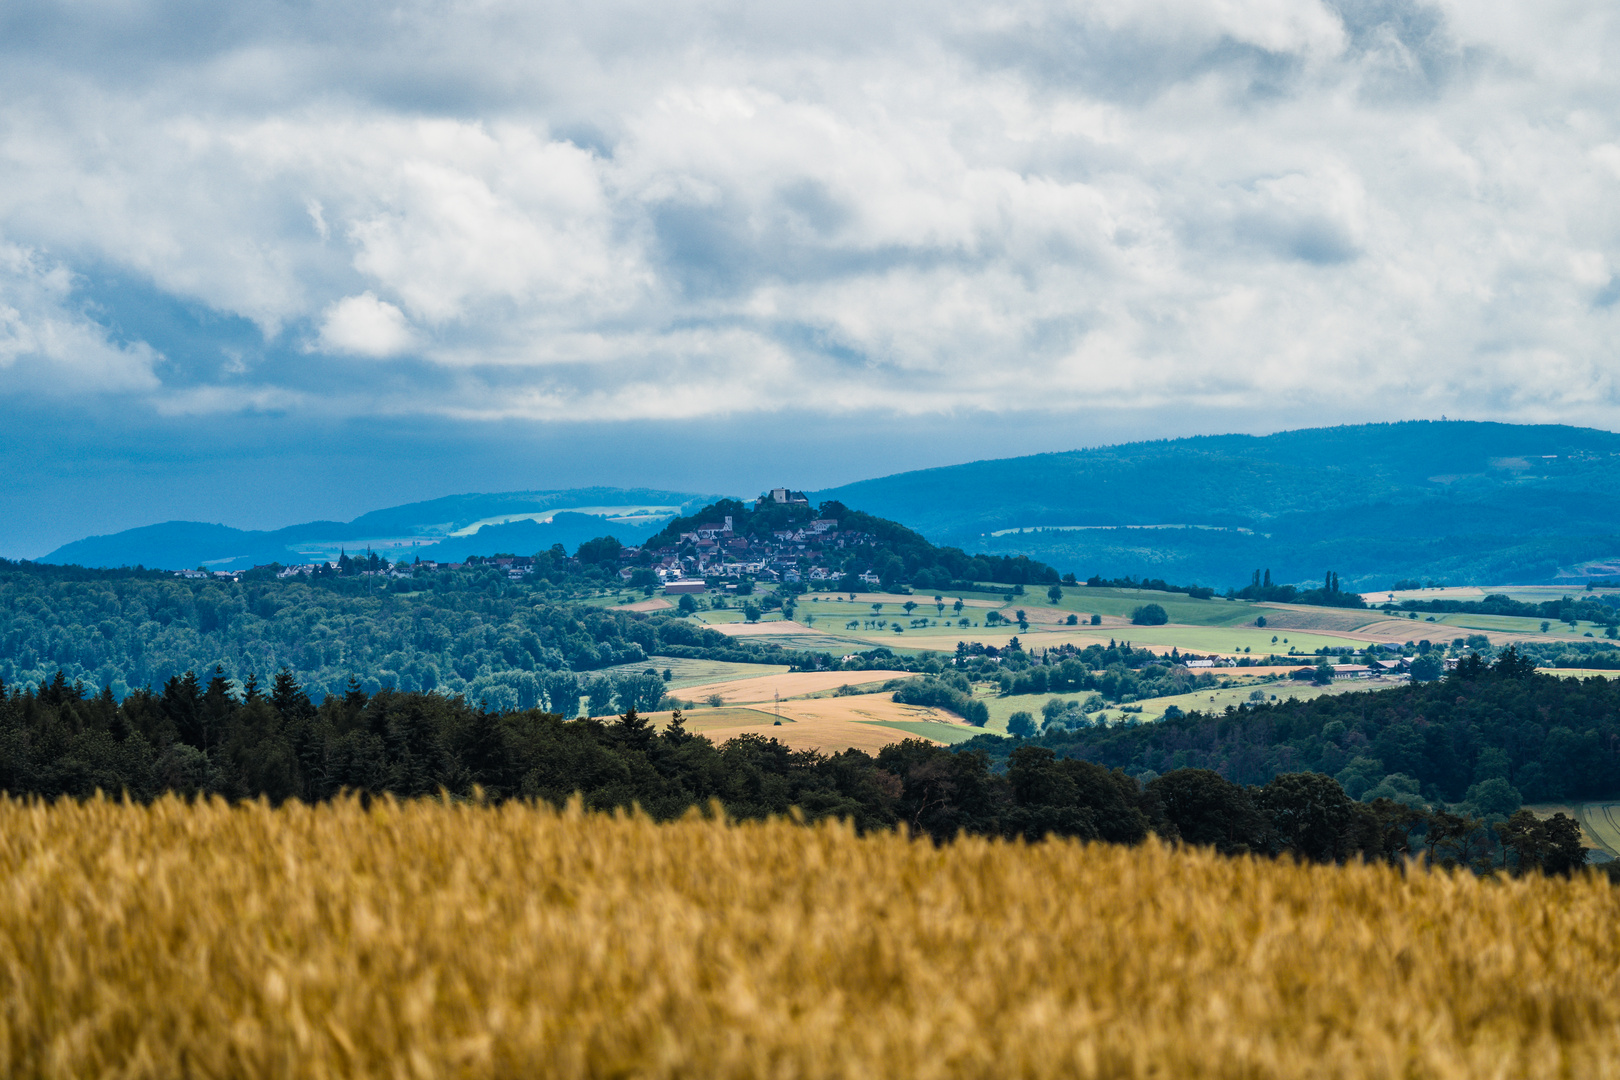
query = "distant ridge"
(41, 488, 715, 571)
(44, 421, 1620, 587)
(814, 421, 1620, 589)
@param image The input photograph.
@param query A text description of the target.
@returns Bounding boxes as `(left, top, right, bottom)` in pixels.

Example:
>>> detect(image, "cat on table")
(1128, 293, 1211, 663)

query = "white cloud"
(0, 0, 1616, 423)
(317, 292, 415, 357)
(0, 240, 160, 393)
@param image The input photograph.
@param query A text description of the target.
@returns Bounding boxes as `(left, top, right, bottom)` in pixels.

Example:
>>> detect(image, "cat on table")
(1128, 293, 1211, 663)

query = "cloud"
(317, 292, 414, 357)
(0, 0, 1616, 424)
(0, 240, 160, 393)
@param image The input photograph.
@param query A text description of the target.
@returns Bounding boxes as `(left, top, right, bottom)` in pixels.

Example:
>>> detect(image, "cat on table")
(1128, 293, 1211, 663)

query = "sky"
(2, 0, 1619, 556)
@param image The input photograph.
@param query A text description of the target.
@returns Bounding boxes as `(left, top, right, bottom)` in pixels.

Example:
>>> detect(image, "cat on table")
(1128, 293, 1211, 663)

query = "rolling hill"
(40, 421, 1620, 589)
(41, 488, 712, 571)
(813, 421, 1620, 590)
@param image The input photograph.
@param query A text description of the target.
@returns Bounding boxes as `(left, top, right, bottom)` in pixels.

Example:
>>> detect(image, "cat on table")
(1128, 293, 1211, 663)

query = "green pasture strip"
(864, 720, 984, 745)
(1407, 611, 1602, 634)
(608, 657, 792, 689)
(1045, 587, 1259, 627)
(1135, 678, 1400, 721)
(977, 676, 1406, 733)
(690, 610, 746, 625)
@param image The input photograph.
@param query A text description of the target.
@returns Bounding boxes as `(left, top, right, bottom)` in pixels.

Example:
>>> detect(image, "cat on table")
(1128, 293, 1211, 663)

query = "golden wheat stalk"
(1, 794, 1617, 1079)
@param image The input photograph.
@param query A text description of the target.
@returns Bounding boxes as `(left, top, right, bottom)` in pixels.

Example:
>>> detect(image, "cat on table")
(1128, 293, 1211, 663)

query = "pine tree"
(163, 670, 204, 748)
(270, 667, 312, 720)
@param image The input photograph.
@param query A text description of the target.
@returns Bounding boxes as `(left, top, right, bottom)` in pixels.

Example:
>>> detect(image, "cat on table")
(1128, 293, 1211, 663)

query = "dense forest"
(961, 652, 1620, 809)
(0, 559, 837, 705)
(0, 665, 1589, 876)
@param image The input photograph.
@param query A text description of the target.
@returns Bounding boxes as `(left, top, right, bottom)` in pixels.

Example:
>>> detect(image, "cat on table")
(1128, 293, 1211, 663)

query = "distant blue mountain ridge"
(40, 488, 714, 572)
(39, 421, 1620, 588)
(812, 420, 1620, 589)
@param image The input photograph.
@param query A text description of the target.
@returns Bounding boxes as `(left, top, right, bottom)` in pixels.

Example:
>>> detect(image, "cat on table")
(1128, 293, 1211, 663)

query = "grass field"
(587, 657, 790, 691)
(10, 796, 1620, 1079)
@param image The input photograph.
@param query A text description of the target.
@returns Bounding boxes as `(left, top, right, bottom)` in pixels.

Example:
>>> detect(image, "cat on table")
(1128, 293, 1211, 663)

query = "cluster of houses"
(173, 568, 242, 582)
(623, 510, 881, 592)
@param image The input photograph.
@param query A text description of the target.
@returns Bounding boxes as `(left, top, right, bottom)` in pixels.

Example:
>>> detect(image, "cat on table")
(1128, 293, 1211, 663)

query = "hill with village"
(32, 421, 1620, 593)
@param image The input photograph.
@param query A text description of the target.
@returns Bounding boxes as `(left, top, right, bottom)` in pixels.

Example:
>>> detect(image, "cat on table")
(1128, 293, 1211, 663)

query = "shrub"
(1131, 604, 1169, 626)
(892, 677, 990, 725)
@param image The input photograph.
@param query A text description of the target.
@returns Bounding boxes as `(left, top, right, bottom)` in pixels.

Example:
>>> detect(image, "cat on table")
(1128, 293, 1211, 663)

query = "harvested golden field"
(646, 694, 967, 752)
(618, 597, 673, 612)
(771, 691, 965, 728)
(679, 670, 898, 704)
(7, 797, 1620, 1080)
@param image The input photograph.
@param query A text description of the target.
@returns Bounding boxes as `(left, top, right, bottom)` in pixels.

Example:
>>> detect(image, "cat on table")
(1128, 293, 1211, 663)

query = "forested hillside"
(2, 490, 1059, 702)
(964, 652, 1619, 807)
(647, 497, 1062, 590)
(0, 560, 810, 706)
(816, 421, 1620, 589)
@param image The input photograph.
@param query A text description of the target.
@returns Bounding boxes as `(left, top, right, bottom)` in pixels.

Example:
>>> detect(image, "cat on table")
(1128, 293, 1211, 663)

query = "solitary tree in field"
(1047, 584, 1063, 603)
(871, 602, 883, 615)
(903, 601, 917, 616)
(953, 598, 965, 616)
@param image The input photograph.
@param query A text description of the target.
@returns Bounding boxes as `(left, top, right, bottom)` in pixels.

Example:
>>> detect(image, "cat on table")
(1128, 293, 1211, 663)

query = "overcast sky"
(2, 0, 1618, 554)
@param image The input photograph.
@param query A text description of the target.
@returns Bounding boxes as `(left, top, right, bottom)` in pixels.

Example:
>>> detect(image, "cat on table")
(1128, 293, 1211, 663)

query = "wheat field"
(3, 796, 1620, 1079)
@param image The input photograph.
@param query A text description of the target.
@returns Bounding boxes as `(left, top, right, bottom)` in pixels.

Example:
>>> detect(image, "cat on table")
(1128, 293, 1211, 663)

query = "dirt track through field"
(1577, 804, 1620, 857)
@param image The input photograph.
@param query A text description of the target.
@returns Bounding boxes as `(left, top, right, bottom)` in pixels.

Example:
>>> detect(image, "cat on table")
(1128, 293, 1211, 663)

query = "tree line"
(958, 650, 1619, 811)
(0, 664, 1594, 877)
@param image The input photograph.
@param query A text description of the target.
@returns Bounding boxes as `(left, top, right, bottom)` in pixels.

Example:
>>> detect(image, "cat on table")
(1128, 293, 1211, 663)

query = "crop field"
(8, 797, 1620, 1080)
(1575, 803, 1620, 857)
(769, 693, 979, 749)
(632, 695, 974, 753)
(1045, 587, 1259, 626)
(679, 670, 903, 705)
(1246, 606, 1384, 632)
